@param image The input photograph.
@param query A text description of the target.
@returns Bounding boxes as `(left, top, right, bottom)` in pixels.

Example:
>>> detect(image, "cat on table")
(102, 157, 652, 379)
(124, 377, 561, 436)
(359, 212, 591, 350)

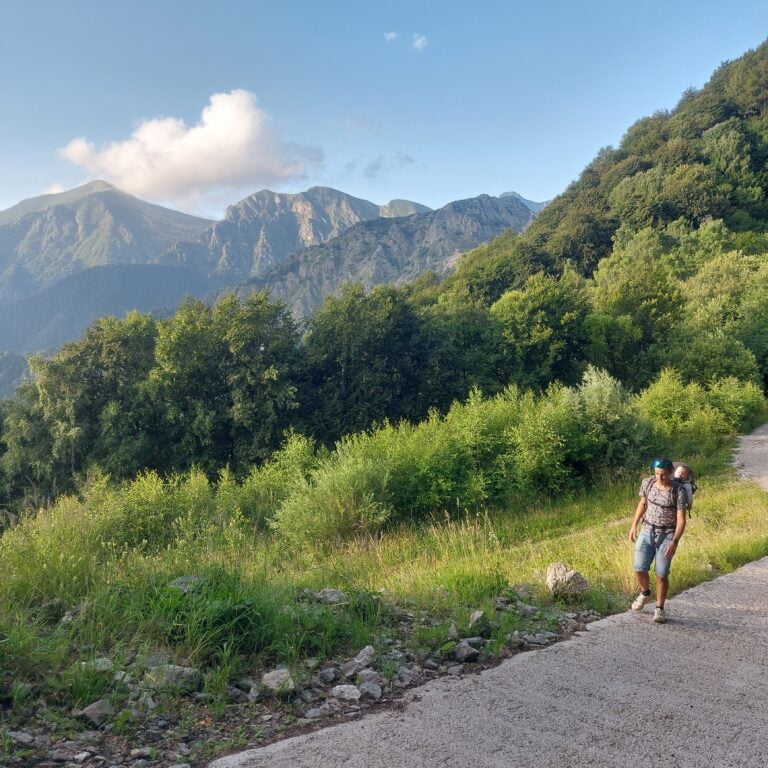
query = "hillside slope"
(449, 40, 768, 300)
(0, 264, 210, 352)
(0, 181, 212, 302)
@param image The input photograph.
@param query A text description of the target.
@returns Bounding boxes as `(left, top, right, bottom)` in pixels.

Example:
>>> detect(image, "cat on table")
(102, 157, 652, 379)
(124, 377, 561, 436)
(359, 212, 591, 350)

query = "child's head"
(674, 463, 691, 481)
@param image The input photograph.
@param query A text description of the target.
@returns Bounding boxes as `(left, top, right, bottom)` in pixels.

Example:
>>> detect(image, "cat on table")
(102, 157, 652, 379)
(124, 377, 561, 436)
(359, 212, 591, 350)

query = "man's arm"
(629, 497, 646, 542)
(664, 507, 687, 557)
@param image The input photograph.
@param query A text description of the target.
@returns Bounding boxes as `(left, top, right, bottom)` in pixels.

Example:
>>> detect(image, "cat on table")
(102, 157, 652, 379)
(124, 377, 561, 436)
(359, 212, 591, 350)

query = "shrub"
(634, 369, 743, 456)
(704, 377, 767, 431)
(271, 441, 392, 547)
(219, 432, 321, 530)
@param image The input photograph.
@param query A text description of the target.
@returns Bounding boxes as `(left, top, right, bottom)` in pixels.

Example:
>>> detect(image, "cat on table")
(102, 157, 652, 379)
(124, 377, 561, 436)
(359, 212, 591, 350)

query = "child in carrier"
(673, 462, 696, 516)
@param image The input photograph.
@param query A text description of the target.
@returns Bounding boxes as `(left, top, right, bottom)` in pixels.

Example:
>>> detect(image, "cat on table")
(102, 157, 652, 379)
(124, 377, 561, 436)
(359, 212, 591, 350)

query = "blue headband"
(652, 458, 673, 471)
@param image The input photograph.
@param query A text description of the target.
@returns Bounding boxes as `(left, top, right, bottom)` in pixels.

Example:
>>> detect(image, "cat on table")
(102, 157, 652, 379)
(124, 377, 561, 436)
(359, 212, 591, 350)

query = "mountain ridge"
(239, 193, 534, 316)
(0, 182, 213, 302)
(159, 186, 430, 281)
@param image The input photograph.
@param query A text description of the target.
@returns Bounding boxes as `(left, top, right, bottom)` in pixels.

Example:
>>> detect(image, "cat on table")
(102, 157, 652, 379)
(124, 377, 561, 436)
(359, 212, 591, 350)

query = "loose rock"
(261, 667, 295, 695)
(545, 562, 589, 598)
(354, 645, 376, 667)
(135, 652, 171, 669)
(314, 667, 338, 685)
(515, 601, 539, 617)
(358, 668, 381, 685)
(168, 575, 201, 594)
(314, 588, 346, 604)
(144, 665, 202, 693)
(305, 704, 331, 719)
(330, 684, 361, 702)
(76, 699, 114, 726)
(453, 641, 480, 663)
(8, 731, 34, 746)
(469, 610, 485, 628)
(359, 682, 382, 700)
(81, 657, 114, 673)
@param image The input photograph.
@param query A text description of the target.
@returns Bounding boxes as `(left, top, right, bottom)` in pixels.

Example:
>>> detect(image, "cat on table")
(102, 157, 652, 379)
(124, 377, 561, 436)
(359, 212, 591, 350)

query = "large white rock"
(546, 562, 589, 598)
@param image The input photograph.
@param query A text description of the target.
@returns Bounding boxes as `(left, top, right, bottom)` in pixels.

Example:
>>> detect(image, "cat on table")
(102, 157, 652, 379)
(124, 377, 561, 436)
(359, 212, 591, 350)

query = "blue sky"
(1, 0, 767, 217)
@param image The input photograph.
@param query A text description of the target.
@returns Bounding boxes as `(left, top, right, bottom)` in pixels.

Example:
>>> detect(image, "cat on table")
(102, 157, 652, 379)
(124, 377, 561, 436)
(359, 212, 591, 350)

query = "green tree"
(490, 269, 591, 390)
(417, 297, 507, 409)
(591, 229, 683, 347)
(5, 312, 160, 494)
(299, 283, 428, 442)
(150, 293, 299, 474)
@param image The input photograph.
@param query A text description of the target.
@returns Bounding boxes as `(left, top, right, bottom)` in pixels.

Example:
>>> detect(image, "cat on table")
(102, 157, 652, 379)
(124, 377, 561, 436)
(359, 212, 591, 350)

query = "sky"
(1, 0, 767, 218)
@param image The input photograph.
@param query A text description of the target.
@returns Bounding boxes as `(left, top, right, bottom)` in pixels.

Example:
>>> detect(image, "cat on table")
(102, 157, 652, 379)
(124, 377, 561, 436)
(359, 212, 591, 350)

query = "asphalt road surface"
(211, 427, 768, 768)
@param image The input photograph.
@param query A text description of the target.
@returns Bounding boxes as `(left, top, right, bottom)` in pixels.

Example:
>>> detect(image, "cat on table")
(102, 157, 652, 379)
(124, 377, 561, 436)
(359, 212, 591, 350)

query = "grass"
(280, 445, 768, 618)
(0, 442, 767, 723)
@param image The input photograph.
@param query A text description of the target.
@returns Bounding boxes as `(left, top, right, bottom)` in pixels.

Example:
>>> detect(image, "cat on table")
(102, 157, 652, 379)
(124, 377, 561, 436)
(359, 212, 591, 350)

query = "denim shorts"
(633, 528, 675, 578)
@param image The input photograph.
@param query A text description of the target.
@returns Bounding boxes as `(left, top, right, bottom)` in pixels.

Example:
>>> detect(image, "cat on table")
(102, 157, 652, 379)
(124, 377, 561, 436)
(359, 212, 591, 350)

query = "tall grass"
(0, 367, 766, 711)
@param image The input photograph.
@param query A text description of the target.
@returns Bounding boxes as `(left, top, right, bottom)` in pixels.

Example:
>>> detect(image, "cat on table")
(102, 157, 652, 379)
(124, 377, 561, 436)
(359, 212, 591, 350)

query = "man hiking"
(628, 457, 687, 623)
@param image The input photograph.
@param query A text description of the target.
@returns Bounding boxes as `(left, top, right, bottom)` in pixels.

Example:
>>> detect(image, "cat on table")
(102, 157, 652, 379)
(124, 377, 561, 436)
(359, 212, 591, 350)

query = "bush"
(633, 368, 755, 456)
(272, 370, 652, 542)
(218, 432, 321, 530)
(271, 441, 392, 547)
(704, 377, 766, 431)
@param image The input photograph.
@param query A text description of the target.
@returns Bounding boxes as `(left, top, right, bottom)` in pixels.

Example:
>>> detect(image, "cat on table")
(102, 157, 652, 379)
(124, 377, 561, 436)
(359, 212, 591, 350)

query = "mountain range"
(158, 186, 431, 282)
(239, 193, 534, 316)
(0, 182, 542, 355)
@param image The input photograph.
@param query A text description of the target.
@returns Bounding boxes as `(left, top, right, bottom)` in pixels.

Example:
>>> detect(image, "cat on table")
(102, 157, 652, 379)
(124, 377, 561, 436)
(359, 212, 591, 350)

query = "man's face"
(654, 467, 671, 484)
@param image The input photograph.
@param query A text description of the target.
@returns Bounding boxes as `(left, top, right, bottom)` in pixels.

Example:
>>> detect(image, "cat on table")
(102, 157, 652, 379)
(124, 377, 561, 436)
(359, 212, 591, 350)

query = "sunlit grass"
(1, 447, 766, 714)
(284, 466, 768, 614)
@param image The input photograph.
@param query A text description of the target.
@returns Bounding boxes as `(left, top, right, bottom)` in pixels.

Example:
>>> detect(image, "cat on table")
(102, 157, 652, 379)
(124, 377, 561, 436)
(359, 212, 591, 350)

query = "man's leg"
(656, 576, 668, 607)
(632, 531, 654, 610)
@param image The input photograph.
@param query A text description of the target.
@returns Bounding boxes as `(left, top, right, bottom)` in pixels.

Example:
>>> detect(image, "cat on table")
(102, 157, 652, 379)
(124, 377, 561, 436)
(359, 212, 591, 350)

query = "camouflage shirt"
(639, 476, 685, 531)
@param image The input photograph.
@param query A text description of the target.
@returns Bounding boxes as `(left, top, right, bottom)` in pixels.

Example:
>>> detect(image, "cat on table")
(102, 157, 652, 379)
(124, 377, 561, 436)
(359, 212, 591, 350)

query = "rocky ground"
(1, 568, 601, 768)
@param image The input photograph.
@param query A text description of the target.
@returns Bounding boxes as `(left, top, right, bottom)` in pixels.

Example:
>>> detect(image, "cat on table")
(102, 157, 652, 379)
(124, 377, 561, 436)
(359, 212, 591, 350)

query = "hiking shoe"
(632, 593, 651, 611)
(653, 607, 666, 624)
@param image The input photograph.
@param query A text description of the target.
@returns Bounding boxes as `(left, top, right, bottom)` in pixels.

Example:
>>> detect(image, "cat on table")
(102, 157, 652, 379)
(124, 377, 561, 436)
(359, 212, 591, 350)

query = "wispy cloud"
(384, 31, 398, 42)
(59, 90, 322, 210)
(44, 183, 65, 195)
(364, 152, 415, 180)
(412, 34, 428, 51)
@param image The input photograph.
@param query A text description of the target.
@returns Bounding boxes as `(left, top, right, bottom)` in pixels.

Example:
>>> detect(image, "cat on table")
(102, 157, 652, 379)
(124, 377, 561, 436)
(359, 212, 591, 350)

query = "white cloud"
(44, 183, 66, 195)
(384, 31, 398, 42)
(59, 90, 322, 209)
(412, 34, 428, 51)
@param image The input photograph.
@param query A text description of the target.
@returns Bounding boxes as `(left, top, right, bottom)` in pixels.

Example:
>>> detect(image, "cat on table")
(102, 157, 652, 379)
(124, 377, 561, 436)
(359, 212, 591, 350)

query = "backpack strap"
(641, 476, 655, 498)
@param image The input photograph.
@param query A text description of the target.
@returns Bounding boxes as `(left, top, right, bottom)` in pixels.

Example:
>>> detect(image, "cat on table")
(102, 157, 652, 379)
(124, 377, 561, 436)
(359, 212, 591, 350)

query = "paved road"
(211, 428, 768, 768)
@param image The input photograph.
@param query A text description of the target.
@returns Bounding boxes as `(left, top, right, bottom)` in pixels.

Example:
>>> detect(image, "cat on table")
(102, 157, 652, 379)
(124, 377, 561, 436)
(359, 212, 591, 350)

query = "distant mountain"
(239, 193, 533, 316)
(379, 199, 432, 217)
(500, 191, 549, 213)
(0, 264, 210, 353)
(160, 187, 430, 282)
(0, 351, 28, 399)
(0, 181, 213, 303)
(0, 181, 520, 351)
